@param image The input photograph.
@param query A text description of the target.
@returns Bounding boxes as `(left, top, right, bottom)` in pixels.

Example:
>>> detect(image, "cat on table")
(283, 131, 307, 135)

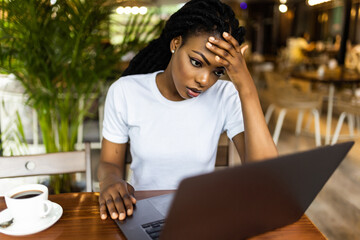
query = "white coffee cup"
(4, 184, 53, 224)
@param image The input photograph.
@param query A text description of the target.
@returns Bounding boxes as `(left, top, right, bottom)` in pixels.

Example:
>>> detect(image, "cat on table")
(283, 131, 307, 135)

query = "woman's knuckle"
(121, 192, 129, 200)
(114, 196, 123, 203)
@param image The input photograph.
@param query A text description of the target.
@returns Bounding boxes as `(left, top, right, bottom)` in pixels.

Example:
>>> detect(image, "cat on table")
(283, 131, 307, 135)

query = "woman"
(98, 0, 278, 221)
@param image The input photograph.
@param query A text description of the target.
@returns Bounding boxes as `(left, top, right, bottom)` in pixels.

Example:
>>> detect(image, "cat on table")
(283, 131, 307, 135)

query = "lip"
(186, 87, 202, 98)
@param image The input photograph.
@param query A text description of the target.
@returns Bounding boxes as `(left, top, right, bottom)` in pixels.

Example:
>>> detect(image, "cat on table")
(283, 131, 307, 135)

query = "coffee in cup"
(5, 184, 53, 224)
(11, 190, 43, 199)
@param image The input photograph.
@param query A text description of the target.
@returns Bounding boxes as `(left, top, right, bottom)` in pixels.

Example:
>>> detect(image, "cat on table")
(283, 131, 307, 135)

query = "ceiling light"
(307, 0, 331, 6)
(139, 6, 148, 15)
(279, 4, 288, 13)
(116, 6, 148, 15)
(131, 6, 139, 15)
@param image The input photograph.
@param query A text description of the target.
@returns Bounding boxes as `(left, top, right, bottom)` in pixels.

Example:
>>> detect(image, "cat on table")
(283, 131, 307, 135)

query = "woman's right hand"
(99, 175, 137, 220)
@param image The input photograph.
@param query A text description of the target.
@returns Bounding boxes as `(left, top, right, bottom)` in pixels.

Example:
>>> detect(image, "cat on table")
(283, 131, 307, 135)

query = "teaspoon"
(0, 218, 13, 228)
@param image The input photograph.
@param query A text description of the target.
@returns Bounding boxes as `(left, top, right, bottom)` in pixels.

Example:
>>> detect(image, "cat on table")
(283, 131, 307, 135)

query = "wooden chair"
(331, 94, 360, 145)
(0, 142, 92, 192)
(262, 71, 323, 146)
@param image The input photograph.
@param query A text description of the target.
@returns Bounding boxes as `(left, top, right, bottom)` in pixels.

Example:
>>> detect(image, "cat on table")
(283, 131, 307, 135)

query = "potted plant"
(0, 0, 164, 193)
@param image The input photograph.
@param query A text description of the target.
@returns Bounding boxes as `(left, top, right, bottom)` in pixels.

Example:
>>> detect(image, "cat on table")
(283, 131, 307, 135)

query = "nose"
(195, 72, 211, 88)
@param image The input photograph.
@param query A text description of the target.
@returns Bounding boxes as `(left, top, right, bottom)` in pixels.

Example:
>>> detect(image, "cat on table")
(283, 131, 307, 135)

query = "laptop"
(115, 141, 354, 240)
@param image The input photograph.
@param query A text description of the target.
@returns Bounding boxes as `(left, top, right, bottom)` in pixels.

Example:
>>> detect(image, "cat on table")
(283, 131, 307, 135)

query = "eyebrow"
(192, 50, 210, 65)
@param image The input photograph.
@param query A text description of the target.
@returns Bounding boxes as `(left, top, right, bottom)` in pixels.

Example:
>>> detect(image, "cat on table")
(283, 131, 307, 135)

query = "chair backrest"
(264, 71, 290, 90)
(0, 142, 92, 192)
(264, 71, 323, 107)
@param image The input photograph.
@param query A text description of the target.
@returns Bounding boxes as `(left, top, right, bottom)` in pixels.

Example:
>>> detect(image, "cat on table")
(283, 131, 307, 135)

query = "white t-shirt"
(102, 71, 244, 190)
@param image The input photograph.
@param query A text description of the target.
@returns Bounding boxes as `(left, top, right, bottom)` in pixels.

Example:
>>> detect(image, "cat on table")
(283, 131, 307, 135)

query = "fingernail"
(215, 56, 221, 61)
(119, 213, 126, 220)
(209, 36, 215, 42)
(223, 32, 229, 37)
(206, 42, 212, 47)
(101, 214, 107, 220)
(127, 209, 132, 215)
(111, 212, 118, 219)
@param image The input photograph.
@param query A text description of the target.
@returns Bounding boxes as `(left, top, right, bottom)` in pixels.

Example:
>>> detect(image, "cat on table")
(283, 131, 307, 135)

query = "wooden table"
(292, 70, 360, 144)
(0, 191, 326, 239)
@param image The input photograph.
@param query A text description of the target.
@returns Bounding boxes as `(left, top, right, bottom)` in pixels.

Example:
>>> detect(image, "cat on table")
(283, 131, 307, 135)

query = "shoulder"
(110, 71, 158, 90)
(203, 80, 240, 109)
(106, 71, 161, 102)
(209, 79, 238, 96)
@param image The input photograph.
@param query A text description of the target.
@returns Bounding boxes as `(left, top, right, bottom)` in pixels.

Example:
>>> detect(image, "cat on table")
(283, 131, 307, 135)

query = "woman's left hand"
(205, 32, 250, 87)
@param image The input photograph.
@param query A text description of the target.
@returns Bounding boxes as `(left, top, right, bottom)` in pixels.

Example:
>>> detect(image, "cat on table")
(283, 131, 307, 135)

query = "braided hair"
(122, 0, 245, 76)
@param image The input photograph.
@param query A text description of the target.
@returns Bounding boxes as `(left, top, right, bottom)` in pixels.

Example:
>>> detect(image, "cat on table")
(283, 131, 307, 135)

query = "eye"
(214, 68, 225, 77)
(190, 58, 202, 67)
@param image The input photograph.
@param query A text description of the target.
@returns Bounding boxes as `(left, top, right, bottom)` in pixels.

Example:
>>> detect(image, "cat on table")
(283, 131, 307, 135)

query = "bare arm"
(206, 32, 278, 163)
(97, 138, 136, 220)
(231, 69, 278, 162)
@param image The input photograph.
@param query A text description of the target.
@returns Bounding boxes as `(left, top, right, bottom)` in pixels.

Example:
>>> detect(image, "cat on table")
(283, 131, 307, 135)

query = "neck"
(156, 69, 183, 101)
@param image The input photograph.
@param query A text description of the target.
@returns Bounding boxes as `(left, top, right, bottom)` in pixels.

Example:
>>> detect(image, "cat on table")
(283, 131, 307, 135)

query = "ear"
(170, 36, 182, 53)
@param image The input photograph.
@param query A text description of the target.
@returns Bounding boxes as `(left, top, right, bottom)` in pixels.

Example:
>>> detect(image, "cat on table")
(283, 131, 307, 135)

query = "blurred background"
(1, 1, 360, 239)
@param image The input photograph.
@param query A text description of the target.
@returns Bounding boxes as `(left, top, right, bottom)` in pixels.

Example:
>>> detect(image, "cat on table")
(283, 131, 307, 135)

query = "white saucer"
(0, 202, 63, 236)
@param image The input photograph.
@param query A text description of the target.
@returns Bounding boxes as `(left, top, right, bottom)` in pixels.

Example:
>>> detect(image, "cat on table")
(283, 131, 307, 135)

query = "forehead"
(180, 33, 225, 68)
(182, 32, 221, 49)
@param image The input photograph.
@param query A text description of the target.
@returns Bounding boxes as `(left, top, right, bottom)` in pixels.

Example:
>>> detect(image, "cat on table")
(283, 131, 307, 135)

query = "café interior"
(1, 0, 360, 239)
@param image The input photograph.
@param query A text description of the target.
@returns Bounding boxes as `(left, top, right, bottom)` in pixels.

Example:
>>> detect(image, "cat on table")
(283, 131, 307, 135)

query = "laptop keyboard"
(141, 219, 165, 240)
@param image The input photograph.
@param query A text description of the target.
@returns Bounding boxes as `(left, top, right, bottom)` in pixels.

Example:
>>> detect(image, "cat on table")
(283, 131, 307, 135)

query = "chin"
(176, 88, 188, 100)
(179, 94, 188, 100)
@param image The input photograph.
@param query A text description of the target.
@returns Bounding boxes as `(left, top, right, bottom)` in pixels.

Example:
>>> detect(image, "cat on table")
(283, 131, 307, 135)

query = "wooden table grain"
(0, 191, 326, 239)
